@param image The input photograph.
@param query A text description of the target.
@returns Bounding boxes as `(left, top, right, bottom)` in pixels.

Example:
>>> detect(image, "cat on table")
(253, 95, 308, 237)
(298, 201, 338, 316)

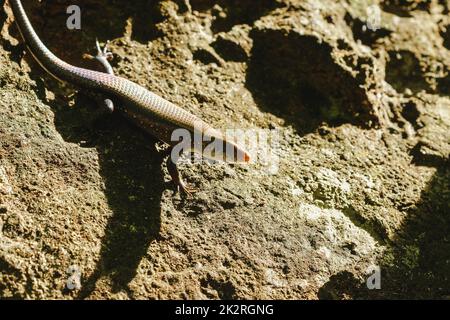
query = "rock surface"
(0, 0, 448, 299)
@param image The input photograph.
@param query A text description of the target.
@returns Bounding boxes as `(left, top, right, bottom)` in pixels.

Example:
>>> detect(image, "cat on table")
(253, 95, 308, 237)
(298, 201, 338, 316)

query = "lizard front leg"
(165, 147, 197, 196)
(83, 40, 115, 113)
(89, 41, 196, 196)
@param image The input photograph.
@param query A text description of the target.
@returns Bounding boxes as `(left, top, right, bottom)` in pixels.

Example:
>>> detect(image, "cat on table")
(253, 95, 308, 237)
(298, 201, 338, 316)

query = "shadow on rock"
(245, 29, 377, 135)
(190, 0, 283, 33)
(17, 0, 164, 67)
(48, 95, 165, 298)
(318, 157, 450, 299)
(4, 0, 167, 297)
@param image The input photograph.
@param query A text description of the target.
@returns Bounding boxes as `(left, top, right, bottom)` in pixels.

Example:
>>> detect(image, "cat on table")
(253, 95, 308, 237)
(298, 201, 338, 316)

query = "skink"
(9, 0, 250, 194)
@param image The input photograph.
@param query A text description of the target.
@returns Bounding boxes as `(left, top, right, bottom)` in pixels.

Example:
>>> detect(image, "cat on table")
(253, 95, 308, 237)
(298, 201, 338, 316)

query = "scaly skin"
(9, 0, 250, 194)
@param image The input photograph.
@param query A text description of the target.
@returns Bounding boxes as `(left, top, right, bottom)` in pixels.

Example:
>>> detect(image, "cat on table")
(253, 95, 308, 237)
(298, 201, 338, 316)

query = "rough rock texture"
(0, 0, 449, 299)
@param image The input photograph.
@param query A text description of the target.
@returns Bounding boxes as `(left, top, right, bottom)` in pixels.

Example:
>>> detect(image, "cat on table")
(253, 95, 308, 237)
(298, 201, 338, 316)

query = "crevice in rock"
(341, 206, 388, 245)
(211, 35, 248, 62)
(439, 0, 450, 14)
(381, 0, 431, 17)
(344, 13, 392, 47)
(190, 0, 284, 33)
(193, 47, 223, 65)
(200, 276, 237, 299)
(440, 25, 450, 51)
(318, 271, 366, 300)
(437, 74, 450, 95)
(385, 50, 430, 94)
(401, 100, 423, 130)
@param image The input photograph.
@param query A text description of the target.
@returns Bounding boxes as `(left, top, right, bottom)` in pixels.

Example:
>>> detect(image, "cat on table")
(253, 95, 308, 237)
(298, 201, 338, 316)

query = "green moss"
(401, 245, 420, 269)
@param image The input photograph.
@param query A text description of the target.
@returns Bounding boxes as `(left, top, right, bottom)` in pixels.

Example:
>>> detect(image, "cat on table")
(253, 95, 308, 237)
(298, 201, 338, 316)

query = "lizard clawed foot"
(95, 39, 114, 61)
(83, 39, 115, 76)
(82, 40, 113, 61)
(82, 40, 116, 113)
(165, 149, 197, 197)
(175, 180, 197, 197)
